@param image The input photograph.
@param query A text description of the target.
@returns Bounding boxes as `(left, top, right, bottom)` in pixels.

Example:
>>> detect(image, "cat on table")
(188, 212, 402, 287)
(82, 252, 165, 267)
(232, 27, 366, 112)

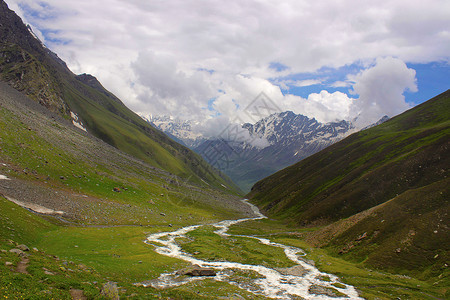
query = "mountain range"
(149, 111, 360, 191)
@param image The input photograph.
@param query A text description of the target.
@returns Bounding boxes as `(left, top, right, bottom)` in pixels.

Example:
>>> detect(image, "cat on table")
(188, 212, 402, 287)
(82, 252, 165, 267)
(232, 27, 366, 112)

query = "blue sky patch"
(269, 62, 289, 72)
(271, 61, 449, 106)
(405, 62, 450, 105)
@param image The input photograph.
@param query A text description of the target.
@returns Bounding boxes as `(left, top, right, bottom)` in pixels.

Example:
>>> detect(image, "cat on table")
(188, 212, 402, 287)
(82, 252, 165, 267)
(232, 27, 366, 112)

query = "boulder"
(308, 285, 342, 297)
(9, 248, 25, 256)
(17, 244, 29, 251)
(276, 265, 307, 277)
(176, 265, 216, 276)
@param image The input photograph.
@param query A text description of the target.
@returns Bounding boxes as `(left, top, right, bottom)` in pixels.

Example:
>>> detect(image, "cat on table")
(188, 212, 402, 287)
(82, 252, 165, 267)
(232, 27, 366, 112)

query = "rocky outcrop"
(176, 265, 216, 276)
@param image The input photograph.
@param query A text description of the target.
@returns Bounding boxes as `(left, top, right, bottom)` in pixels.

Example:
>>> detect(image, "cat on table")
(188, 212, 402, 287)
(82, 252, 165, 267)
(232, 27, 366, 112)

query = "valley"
(0, 0, 449, 299)
(1, 80, 447, 299)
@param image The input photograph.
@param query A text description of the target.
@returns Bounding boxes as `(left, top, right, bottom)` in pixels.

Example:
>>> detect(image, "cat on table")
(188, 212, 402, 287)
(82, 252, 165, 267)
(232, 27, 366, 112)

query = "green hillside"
(0, 0, 239, 193)
(248, 91, 449, 281)
(249, 90, 449, 225)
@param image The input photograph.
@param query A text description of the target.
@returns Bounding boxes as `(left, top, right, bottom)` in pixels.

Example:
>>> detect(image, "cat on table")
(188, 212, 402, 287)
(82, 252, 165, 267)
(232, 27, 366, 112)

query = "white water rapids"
(137, 200, 362, 299)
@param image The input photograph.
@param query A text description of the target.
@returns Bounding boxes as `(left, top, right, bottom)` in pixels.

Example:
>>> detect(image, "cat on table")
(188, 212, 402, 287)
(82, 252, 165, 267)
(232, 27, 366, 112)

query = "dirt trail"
(69, 289, 87, 300)
(16, 257, 29, 274)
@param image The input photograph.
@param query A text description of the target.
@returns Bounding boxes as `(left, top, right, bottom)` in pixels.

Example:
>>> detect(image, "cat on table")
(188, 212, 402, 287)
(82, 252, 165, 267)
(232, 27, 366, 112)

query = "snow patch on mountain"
(70, 111, 87, 132)
(140, 114, 205, 148)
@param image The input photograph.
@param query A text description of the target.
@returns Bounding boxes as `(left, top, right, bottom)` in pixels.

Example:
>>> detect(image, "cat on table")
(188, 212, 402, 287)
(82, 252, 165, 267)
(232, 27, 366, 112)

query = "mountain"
(0, 0, 238, 192)
(248, 90, 450, 279)
(141, 115, 206, 148)
(194, 111, 356, 191)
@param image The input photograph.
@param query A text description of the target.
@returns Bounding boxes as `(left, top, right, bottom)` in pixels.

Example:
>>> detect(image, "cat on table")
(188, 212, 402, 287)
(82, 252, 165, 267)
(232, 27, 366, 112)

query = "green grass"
(0, 196, 103, 299)
(0, 196, 267, 299)
(0, 102, 243, 227)
(35, 226, 187, 283)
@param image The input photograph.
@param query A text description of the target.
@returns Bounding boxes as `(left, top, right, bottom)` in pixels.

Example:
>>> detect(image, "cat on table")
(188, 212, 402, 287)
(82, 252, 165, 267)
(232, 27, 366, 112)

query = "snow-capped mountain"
(141, 111, 388, 192)
(141, 111, 360, 191)
(243, 111, 355, 149)
(194, 111, 357, 192)
(140, 115, 206, 148)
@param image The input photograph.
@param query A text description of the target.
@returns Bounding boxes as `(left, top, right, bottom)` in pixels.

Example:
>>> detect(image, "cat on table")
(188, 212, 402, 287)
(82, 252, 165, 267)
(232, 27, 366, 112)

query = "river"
(136, 200, 362, 299)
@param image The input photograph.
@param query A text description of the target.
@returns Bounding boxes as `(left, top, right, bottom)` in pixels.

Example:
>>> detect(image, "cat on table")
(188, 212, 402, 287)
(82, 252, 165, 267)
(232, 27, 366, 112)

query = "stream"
(137, 200, 362, 299)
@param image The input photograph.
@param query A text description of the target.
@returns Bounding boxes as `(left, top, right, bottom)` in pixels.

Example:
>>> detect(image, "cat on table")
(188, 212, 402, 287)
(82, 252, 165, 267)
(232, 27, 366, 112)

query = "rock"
(276, 265, 307, 277)
(160, 213, 166, 216)
(308, 285, 342, 297)
(356, 232, 367, 241)
(176, 265, 216, 276)
(9, 248, 25, 256)
(32, 247, 39, 252)
(17, 244, 29, 251)
(43, 267, 55, 275)
(5, 261, 13, 266)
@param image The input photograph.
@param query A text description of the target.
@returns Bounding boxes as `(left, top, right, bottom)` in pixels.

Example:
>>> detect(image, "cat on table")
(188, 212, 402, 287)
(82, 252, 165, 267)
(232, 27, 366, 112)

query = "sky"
(6, 0, 450, 132)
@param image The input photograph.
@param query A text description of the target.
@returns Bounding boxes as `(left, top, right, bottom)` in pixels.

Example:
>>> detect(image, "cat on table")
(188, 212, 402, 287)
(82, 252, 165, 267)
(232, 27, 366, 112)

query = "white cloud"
(281, 91, 354, 123)
(5, 0, 446, 132)
(349, 57, 417, 127)
(330, 81, 351, 88)
(275, 79, 322, 90)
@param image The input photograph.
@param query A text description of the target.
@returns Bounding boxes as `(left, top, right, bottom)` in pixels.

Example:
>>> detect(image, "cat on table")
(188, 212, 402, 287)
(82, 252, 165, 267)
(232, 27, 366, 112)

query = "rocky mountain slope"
(248, 90, 450, 280)
(0, 0, 237, 192)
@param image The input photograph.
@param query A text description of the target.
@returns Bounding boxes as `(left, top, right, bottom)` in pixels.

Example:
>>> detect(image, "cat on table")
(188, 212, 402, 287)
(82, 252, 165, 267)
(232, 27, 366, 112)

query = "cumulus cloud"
(349, 57, 417, 127)
(130, 51, 215, 118)
(280, 91, 354, 123)
(5, 0, 447, 134)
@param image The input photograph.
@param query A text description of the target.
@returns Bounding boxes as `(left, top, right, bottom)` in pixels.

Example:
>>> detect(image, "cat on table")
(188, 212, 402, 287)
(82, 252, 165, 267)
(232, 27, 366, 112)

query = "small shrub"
(101, 281, 119, 300)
